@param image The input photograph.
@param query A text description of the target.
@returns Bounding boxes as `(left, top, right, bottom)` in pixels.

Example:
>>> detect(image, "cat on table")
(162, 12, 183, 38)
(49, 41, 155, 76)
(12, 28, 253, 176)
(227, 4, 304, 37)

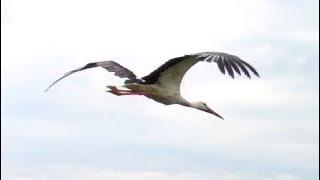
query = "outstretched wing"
(45, 61, 137, 92)
(141, 52, 259, 92)
(194, 52, 260, 78)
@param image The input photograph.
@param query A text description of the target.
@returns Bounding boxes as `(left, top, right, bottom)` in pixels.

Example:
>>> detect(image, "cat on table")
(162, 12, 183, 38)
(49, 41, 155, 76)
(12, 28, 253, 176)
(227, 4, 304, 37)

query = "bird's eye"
(203, 103, 207, 106)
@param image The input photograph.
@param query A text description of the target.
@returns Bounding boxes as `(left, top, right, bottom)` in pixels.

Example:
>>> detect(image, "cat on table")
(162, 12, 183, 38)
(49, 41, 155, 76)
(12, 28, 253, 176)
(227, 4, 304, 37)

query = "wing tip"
(229, 74, 235, 79)
(44, 85, 53, 93)
(198, 52, 260, 79)
(44, 88, 50, 93)
(255, 72, 261, 78)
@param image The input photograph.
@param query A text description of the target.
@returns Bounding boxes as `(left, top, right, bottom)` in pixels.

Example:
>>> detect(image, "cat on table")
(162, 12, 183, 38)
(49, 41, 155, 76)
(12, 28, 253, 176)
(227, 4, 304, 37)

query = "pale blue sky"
(2, 0, 319, 179)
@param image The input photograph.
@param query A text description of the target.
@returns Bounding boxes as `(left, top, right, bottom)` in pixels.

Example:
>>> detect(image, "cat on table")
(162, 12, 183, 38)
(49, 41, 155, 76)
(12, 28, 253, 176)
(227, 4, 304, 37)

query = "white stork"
(45, 52, 259, 119)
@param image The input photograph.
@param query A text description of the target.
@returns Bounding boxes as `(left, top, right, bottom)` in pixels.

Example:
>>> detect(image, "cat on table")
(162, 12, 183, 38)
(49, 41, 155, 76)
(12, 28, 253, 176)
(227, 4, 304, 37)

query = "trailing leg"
(106, 85, 149, 96)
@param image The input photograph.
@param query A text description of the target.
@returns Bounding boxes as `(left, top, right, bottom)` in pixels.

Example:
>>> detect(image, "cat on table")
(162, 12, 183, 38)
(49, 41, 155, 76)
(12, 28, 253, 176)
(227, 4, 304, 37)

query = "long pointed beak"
(206, 107, 224, 119)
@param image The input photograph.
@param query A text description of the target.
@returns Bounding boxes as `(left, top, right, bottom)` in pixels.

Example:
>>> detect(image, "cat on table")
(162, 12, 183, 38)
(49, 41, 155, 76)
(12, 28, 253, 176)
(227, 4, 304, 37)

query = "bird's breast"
(124, 83, 179, 105)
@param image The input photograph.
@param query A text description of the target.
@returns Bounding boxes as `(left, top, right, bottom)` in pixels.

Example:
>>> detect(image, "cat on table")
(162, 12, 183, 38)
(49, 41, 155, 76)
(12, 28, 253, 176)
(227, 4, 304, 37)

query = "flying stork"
(45, 52, 259, 119)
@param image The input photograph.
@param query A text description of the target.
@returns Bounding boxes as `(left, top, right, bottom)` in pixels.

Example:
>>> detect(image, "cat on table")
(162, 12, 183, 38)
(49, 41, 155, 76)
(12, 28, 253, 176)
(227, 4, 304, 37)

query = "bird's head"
(191, 101, 224, 119)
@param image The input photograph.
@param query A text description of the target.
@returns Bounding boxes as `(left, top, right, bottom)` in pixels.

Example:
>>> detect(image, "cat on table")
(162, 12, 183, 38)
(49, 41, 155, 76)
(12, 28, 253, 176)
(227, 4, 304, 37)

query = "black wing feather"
(223, 58, 234, 78)
(102, 61, 137, 79)
(227, 58, 241, 75)
(237, 59, 260, 77)
(217, 56, 226, 74)
(193, 52, 259, 79)
(231, 59, 251, 78)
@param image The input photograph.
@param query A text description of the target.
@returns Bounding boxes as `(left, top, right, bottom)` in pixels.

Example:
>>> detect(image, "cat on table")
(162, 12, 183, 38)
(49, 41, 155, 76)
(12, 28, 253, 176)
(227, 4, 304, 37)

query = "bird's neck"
(177, 97, 192, 107)
(179, 99, 202, 110)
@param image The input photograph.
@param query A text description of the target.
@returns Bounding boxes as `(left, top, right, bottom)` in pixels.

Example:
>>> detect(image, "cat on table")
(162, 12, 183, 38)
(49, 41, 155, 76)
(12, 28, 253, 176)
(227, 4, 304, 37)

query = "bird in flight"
(45, 52, 259, 119)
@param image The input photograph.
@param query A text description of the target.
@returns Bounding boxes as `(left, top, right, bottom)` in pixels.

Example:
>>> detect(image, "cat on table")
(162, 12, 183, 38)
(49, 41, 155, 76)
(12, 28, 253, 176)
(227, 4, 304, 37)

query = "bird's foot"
(106, 86, 123, 96)
(106, 85, 133, 96)
(106, 85, 131, 92)
(106, 85, 148, 96)
(106, 89, 121, 96)
(106, 85, 119, 91)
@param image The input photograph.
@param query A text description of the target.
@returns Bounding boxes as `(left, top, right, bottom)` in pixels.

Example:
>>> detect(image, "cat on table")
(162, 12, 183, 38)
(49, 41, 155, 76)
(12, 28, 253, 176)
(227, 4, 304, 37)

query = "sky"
(1, 0, 319, 179)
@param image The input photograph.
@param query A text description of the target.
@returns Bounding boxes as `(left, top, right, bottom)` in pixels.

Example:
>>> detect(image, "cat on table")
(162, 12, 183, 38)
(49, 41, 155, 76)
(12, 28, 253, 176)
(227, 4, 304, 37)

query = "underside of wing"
(45, 61, 137, 92)
(141, 55, 199, 84)
(141, 55, 200, 92)
(141, 56, 197, 83)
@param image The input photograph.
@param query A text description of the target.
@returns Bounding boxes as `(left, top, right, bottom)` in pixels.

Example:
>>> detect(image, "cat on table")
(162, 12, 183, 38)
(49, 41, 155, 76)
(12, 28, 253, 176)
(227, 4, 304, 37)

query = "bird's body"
(123, 83, 185, 105)
(45, 52, 260, 119)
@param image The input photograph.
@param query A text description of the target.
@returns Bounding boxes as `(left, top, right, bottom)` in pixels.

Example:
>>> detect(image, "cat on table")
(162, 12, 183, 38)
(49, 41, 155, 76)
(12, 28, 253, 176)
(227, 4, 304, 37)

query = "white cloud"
(3, 165, 304, 180)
